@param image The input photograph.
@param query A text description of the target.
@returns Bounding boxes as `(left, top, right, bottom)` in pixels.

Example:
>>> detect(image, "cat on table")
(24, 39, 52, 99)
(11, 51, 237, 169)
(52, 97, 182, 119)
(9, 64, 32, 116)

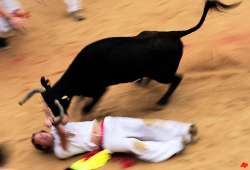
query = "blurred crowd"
(0, 0, 84, 50)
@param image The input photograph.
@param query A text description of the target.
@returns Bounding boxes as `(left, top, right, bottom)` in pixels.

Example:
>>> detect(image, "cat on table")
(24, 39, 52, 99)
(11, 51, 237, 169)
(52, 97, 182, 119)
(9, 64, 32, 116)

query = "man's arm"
(42, 102, 70, 150)
(43, 103, 69, 128)
(0, 3, 26, 31)
(52, 123, 88, 159)
(54, 124, 68, 151)
(43, 104, 54, 128)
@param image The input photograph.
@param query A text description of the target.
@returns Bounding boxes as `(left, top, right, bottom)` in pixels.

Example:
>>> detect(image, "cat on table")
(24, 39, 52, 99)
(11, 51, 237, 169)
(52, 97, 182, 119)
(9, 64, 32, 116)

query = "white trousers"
(63, 0, 82, 13)
(0, 0, 22, 32)
(103, 116, 194, 162)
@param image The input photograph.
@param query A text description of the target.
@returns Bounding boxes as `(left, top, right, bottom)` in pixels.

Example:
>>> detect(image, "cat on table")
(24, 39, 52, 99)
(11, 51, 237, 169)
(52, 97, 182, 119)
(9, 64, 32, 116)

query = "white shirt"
(51, 120, 99, 159)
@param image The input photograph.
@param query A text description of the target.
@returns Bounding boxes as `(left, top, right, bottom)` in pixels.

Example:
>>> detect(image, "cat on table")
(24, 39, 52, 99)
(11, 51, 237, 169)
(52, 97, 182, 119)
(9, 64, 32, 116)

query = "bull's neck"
(52, 81, 77, 96)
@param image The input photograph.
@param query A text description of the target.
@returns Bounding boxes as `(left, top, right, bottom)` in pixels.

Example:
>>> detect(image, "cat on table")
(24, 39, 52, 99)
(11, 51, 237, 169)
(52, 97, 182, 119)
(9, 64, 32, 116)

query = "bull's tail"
(177, 0, 241, 37)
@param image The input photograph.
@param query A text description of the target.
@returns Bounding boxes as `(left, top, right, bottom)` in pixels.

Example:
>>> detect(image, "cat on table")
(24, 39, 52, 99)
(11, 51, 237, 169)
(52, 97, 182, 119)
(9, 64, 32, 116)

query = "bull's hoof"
(156, 98, 169, 106)
(153, 103, 165, 111)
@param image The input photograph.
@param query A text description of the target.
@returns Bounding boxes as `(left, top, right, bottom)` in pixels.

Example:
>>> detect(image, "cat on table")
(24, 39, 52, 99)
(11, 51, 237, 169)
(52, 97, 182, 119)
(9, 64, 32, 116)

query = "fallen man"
(31, 116, 197, 162)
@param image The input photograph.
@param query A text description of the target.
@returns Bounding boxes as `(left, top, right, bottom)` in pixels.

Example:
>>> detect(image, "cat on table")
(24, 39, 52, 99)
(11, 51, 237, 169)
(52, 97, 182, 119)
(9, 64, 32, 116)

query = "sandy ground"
(0, 0, 250, 169)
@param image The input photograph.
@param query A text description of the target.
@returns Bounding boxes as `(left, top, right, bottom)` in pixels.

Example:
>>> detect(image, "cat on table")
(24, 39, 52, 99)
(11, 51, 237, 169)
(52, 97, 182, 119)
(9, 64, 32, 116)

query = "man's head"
(31, 130, 54, 153)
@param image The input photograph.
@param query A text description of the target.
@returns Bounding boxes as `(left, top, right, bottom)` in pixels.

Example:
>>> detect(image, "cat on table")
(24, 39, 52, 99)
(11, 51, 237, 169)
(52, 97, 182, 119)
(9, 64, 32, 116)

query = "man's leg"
(134, 138, 185, 162)
(0, 0, 27, 36)
(106, 137, 185, 162)
(0, 17, 10, 49)
(103, 134, 185, 162)
(141, 119, 196, 143)
(63, 0, 85, 21)
(104, 117, 196, 162)
(109, 117, 194, 142)
(1, 0, 22, 12)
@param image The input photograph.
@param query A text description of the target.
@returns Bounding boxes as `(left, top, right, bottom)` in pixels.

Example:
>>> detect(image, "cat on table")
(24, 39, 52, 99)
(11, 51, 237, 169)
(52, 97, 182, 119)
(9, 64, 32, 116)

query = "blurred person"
(0, 145, 15, 170)
(31, 116, 198, 162)
(37, 0, 85, 21)
(64, 0, 85, 21)
(0, 145, 7, 167)
(0, 0, 29, 49)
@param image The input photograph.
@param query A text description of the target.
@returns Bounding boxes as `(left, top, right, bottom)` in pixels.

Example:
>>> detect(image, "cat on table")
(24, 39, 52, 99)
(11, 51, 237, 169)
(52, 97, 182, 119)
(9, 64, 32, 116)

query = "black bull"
(19, 0, 240, 117)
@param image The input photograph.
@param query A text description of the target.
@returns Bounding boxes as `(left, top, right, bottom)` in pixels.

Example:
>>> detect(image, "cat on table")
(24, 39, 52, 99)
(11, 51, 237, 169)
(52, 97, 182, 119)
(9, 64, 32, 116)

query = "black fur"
(40, 0, 240, 116)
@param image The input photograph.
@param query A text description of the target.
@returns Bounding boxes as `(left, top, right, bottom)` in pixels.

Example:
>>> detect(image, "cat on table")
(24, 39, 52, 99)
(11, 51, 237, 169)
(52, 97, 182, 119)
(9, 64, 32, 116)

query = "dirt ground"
(0, 0, 250, 169)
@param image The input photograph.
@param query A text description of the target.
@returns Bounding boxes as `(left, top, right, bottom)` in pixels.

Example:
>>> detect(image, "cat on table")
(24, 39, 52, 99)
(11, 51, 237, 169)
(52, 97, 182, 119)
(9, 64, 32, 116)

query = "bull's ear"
(40, 76, 51, 89)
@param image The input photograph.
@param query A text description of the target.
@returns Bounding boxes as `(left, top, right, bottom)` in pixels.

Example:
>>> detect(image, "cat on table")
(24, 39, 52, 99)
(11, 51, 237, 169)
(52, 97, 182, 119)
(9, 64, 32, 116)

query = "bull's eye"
(61, 95, 69, 100)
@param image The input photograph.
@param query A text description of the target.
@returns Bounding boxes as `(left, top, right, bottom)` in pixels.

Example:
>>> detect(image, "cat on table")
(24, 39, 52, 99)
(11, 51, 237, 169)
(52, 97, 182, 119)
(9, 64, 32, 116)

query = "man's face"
(34, 132, 53, 148)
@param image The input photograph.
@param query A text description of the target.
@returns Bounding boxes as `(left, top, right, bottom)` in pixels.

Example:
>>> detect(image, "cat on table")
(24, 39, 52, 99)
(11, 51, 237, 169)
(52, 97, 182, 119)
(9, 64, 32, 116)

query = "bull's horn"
(54, 99, 65, 117)
(19, 88, 45, 105)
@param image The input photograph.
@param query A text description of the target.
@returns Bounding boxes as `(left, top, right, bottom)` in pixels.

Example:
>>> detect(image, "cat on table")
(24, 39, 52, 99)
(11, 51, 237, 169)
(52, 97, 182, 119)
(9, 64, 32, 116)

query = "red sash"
(100, 120, 104, 148)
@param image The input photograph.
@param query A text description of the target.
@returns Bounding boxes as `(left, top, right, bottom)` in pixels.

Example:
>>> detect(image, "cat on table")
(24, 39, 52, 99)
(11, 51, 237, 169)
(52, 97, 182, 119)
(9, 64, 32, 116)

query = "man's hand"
(56, 124, 68, 151)
(43, 103, 55, 128)
(55, 124, 75, 151)
(61, 115, 69, 125)
(44, 116, 54, 128)
(0, 3, 27, 31)
(8, 16, 27, 31)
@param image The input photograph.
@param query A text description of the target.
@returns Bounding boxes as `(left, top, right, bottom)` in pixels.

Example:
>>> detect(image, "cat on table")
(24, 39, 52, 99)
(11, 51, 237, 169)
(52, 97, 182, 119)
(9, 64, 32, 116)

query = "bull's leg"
(157, 74, 182, 105)
(82, 89, 106, 114)
(135, 77, 151, 87)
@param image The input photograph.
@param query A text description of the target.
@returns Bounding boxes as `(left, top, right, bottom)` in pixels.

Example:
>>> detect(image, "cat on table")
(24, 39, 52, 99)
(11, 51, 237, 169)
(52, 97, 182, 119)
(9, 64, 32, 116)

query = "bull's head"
(19, 76, 71, 119)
